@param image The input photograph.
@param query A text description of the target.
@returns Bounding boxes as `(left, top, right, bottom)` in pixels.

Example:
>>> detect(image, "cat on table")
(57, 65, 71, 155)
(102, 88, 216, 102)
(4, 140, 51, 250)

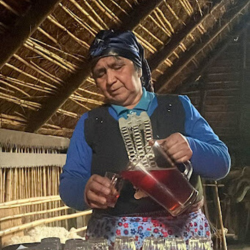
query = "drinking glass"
(188, 237, 200, 250)
(104, 172, 124, 208)
(113, 236, 136, 250)
(87, 237, 109, 250)
(142, 236, 165, 250)
(175, 238, 187, 250)
(40, 237, 61, 250)
(64, 238, 88, 250)
(189, 237, 213, 250)
(198, 237, 213, 250)
(164, 237, 177, 250)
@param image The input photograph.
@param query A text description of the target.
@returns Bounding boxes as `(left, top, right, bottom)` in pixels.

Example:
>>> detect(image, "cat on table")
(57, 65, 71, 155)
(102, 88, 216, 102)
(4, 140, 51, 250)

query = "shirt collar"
(111, 88, 151, 117)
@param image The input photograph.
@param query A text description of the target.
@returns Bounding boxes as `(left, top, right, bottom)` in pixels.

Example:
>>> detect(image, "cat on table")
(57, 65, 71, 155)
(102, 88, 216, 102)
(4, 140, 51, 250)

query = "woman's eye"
(97, 73, 105, 78)
(113, 65, 123, 70)
(94, 71, 105, 78)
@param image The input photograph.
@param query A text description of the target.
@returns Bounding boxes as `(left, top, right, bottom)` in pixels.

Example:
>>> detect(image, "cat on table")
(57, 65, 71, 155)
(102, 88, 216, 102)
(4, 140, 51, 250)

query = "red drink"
(121, 168, 198, 216)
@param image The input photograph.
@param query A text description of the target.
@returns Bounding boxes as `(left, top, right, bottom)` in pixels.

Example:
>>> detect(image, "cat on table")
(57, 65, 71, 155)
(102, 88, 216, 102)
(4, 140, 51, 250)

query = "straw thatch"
(0, 0, 250, 153)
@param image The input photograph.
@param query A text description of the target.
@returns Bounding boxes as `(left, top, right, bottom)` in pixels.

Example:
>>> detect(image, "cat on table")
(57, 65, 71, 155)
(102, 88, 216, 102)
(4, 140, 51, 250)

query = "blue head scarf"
(89, 30, 154, 92)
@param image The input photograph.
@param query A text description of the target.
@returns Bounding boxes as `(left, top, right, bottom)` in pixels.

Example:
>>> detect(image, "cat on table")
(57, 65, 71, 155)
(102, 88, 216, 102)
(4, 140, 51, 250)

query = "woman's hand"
(84, 174, 111, 209)
(157, 133, 193, 163)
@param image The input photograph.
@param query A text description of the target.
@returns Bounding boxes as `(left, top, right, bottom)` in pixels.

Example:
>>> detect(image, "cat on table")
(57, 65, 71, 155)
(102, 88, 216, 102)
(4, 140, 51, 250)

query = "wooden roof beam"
(0, 0, 61, 69)
(25, 0, 163, 133)
(154, 0, 250, 93)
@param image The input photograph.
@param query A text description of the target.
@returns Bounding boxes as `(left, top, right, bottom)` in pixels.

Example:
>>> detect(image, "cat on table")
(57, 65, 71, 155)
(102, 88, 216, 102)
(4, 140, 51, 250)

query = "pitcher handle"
(153, 141, 193, 180)
(182, 161, 193, 181)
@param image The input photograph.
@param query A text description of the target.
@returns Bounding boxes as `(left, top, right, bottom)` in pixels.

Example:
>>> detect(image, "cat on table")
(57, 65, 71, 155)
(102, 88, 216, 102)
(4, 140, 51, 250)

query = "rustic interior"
(0, 0, 250, 248)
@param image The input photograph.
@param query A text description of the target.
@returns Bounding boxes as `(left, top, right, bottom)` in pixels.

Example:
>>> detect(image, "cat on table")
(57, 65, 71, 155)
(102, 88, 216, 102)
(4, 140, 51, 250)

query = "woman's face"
(92, 56, 143, 109)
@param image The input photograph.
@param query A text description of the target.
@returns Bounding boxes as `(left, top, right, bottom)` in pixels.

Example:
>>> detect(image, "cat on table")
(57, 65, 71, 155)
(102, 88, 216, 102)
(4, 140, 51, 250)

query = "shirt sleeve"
(179, 95, 231, 180)
(59, 113, 92, 211)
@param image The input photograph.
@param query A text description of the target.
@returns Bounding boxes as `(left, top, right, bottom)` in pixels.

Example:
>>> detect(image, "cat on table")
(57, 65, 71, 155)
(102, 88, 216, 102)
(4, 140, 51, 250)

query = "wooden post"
(214, 181, 227, 250)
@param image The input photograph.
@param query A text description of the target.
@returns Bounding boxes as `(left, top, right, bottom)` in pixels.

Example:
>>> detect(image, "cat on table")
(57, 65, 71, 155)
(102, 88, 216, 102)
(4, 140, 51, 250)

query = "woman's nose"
(106, 69, 116, 85)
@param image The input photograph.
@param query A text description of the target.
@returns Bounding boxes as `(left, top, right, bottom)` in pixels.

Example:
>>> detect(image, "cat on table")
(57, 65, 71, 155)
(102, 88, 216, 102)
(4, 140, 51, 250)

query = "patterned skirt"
(86, 209, 211, 250)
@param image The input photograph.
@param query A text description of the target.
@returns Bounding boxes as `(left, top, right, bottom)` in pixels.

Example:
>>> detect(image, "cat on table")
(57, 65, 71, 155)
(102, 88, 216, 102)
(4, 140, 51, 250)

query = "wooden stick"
(77, 87, 104, 97)
(3, 167, 6, 202)
(47, 167, 52, 214)
(179, 0, 193, 16)
(92, 0, 121, 25)
(0, 195, 60, 208)
(69, 94, 104, 105)
(133, 32, 156, 53)
(0, 206, 69, 222)
(13, 168, 17, 200)
(163, 2, 182, 22)
(57, 109, 79, 119)
(152, 10, 171, 37)
(147, 15, 171, 37)
(47, 15, 90, 49)
(0, 92, 41, 110)
(37, 27, 58, 45)
(13, 54, 62, 86)
(72, 226, 87, 233)
(0, 80, 31, 97)
(0, 1, 20, 16)
(69, 0, 103, 30)
(0, 113, 25, 123)
(24, 39, 77, 73)
(110, 0, 127, 15)
(4, 63, 58, 89)
(22, 167, 27, 215)
(82, 1, 108, 29)
(156, 7, 175, 33)
(0, 168, 3, 203)
(214, 181, 227, 250)
(138, 24, 164, 45)
(29, 37, 83, 63)
(6, 168, 12, 201)
(59, 3, 97, 37)
(0, 210, 93, 236)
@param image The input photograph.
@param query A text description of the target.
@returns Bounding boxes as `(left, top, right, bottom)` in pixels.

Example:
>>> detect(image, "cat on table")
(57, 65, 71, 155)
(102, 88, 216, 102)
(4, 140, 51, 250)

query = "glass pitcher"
(121, 141, 198, 216)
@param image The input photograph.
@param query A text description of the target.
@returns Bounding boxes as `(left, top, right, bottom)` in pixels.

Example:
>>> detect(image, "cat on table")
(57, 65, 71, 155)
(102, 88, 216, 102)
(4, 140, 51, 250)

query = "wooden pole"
(214, 181, 227, 250)
(0, 210, 92, 237)
(0, 195, 60, 208)
(0, 206, 69, 222)
(0, 168, 3, 203)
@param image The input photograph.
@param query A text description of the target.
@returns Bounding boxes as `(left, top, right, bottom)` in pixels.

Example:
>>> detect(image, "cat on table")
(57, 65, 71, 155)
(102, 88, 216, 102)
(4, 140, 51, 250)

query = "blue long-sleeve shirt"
(59, 90, 231, 211)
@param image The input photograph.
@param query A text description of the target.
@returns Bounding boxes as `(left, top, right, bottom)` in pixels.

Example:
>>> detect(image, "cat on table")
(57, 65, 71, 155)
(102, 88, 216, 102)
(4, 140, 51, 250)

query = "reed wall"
(0, 129, 91, 247)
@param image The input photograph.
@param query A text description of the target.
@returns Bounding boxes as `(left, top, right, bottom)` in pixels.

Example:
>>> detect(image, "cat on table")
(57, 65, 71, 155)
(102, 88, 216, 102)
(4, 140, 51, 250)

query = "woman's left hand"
(157, 133, 193, 163)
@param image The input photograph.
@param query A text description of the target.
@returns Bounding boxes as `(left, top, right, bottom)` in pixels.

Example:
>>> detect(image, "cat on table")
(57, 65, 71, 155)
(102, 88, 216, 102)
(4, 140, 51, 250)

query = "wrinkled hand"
(157, 133, 192, 163)
(84, 174, 113, 209)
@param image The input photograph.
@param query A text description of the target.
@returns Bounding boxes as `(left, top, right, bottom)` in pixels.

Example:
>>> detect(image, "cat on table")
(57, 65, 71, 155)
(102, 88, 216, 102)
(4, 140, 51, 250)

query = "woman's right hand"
(84, 174, 111, 209)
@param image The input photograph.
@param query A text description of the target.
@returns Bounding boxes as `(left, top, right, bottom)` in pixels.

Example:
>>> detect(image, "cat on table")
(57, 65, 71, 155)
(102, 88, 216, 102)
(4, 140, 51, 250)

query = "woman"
(59, 30, 231, 249)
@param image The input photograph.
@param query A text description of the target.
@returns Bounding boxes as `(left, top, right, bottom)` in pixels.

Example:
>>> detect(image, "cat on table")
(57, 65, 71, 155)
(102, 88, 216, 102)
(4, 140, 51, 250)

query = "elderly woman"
(59, 30, 230, 249)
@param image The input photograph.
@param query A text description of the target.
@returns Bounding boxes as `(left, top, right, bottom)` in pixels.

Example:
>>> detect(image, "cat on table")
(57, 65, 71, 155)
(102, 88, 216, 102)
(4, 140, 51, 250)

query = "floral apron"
(86, 209, 211, 250)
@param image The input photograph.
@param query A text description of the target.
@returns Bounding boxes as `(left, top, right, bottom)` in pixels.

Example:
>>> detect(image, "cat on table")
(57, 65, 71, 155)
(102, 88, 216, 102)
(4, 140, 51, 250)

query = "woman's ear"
(137, 68, 142, 78)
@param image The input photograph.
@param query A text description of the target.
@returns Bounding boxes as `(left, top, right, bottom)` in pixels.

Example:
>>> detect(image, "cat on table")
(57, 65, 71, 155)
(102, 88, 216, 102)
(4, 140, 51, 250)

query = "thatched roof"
(0, 0, 250, 155)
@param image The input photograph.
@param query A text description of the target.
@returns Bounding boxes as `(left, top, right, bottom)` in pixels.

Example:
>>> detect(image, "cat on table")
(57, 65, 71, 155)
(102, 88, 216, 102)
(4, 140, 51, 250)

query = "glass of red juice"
(104, 172, 124, 208)
(121, 141, 198, 216)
